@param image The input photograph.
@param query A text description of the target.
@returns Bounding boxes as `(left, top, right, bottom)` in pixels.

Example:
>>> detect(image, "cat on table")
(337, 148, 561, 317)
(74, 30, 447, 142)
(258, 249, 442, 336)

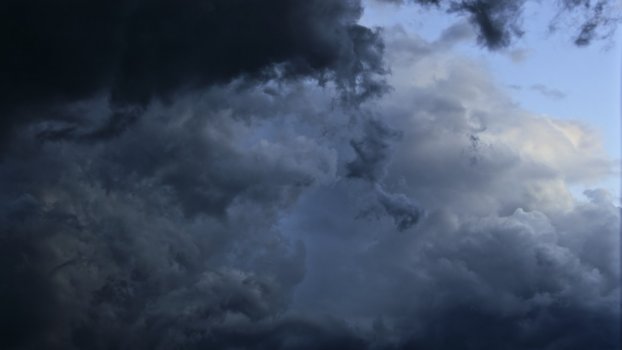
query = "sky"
(361, 0, 622, 198)
(0, 1, 620, 349)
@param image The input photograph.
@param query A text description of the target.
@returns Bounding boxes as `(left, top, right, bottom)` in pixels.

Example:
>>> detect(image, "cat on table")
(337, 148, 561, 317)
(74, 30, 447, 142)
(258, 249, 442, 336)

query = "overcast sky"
(1, 1, 620, 349)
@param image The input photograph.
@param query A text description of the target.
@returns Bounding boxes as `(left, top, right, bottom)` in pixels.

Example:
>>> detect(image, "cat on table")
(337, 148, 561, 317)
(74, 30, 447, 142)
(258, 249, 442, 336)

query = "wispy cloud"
(531, 83, 567, 99)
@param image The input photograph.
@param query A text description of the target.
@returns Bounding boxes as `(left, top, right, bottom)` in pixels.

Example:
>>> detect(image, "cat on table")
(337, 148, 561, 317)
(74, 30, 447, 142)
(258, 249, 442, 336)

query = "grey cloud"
(346, 118, 424, 231)
(507, 48, 530, 63)
(1, 2, 620, 349)
(283, 29, 619, 349)
(289, 197, 619, 349)
(531, 84, 567, 100)
(554, 0, 621, 46)
(375, 185, 424, 231)
(196, 315, 370, 350)
(374, 0, 528, 48)
(435, 21, 477, 48)
(377, 0, 620, 48)
(0, 83, 341, 349)
(447, 0, 527, 49)
(2, 73, 432, 348)
(378, 30, 612, 215)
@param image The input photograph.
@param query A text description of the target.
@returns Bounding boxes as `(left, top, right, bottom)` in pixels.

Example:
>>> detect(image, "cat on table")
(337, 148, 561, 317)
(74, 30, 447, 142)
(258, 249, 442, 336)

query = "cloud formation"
(0, 0, 387, 147)
(1, 1, 619, 350)
(376, 0, 620, 48)
(530, 84, 567, 100)
(287, 28, 620, 349)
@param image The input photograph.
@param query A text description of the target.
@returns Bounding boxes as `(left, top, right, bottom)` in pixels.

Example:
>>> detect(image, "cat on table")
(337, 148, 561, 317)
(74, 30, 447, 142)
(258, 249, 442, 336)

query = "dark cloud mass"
(1, 1, 620, 349)
(0, 0, 386, 145)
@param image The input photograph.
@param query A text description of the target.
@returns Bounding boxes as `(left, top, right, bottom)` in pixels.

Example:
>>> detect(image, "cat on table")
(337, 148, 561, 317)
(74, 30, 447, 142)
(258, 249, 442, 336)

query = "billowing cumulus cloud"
(1, 1, 620, 350)
(285, 29, 620, 349)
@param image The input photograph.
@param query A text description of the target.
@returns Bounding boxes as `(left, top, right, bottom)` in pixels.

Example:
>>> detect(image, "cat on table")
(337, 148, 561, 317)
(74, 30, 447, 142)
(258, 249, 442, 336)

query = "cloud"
(375, 0, 620, 48)
(0, 81, 341, 349)
(447, 0, 527, 49)
(286, 28, 619, 349)
(553, 0, 621, 46)
(530, 84, 567, 100)
(0, 2, 619, 350)
(345, 117, 423, 231)
(347, 118, 401, 182)
(507, 48, 530, 63)
(434, 21, 477, 48)
(375, 184, 424, 231)
(373, 0, 527, 48)
(0, 0, 388, 148)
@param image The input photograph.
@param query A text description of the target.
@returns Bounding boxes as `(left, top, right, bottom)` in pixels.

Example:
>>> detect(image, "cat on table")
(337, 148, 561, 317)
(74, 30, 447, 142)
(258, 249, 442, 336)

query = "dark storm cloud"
(382, 204, 619, 350)
(2, 75, 436, 348)
(0, 72, 420, 348)
(196, 315, 370, 350)
(1, 1, 620, 349)
(0, 0, 387, 145)
(0, 83, 338, 349)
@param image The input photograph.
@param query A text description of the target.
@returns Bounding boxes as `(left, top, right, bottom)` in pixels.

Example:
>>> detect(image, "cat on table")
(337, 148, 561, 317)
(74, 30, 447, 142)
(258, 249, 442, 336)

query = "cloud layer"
(1, 1, 620, 349)
(0, 0, 388, 147)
